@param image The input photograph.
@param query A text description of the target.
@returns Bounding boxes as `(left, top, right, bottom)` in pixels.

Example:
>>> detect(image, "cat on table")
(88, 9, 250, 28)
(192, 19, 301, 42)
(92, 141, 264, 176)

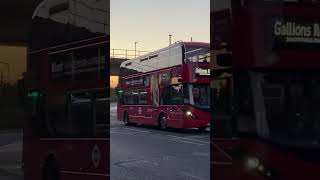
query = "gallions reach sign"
(271, 18, 320, 49)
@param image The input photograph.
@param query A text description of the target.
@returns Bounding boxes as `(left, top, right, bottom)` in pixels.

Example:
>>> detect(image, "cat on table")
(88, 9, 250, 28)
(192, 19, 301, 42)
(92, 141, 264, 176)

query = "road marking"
(110, 132, 135, 135)
(169, 139, 206, 146)
(0, 166, 23, 176)
(180, 172, 208, 180)
(113, 158, 143, 166)
(212, 142, 232, 160)
(212, 161, 232, 165)
(192, 152, 209, 157)
(40, 138, 109, 141)
(111, 128, 150, 135)
(60, 170, 109, 177)
(0, 130, 22, 133)
(123, 128, 149, 133)
(0, 142, 22, 152)
(166, 135, 209, 144)
(111, 127, 149, 133)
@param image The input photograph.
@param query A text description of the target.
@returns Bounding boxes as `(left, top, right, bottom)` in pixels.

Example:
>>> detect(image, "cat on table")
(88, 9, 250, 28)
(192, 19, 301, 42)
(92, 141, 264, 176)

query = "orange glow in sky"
(0, 46, 27, 85)
(110, 75, 119, 88)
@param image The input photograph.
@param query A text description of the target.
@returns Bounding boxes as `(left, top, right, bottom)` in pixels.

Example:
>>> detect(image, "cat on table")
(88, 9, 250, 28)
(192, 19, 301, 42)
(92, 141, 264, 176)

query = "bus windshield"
(184, 84, 210, 109)
(254, 71, 320, 150)
(185, 47, 210, 63)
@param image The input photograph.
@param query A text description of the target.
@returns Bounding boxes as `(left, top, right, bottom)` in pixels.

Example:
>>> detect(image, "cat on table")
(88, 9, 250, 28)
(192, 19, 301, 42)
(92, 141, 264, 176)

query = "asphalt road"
(0, 131, 23, 180)
(110, 103, 210, 180)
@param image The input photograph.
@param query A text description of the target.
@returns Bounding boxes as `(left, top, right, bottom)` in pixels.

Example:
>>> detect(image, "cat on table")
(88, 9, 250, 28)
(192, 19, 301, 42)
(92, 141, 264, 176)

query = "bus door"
(137, 89, 151, 124)
(129, 90, 140, 123)
(91, 90, 109, 176)
(211, 70, 235, 178)
(92, 90, 109, 136)
(161, 84, 184, 128)
(169, 84, 184, 128)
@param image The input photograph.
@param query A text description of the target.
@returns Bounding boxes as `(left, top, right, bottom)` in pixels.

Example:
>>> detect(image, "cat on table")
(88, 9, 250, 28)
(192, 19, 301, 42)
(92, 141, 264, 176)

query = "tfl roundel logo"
(92, 144, 101, 168)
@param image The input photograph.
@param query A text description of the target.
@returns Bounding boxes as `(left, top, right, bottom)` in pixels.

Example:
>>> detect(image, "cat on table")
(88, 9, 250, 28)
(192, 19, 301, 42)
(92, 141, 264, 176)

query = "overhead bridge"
(110, 49, 149, 76)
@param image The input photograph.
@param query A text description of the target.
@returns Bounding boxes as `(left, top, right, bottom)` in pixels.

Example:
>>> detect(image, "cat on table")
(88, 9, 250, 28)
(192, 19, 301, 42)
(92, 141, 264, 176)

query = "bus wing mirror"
(216, 53, 232, 67)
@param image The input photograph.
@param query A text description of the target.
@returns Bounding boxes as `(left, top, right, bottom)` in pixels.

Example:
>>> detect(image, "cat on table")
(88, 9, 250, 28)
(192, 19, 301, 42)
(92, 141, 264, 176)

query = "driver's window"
(171, 84, 183, 105)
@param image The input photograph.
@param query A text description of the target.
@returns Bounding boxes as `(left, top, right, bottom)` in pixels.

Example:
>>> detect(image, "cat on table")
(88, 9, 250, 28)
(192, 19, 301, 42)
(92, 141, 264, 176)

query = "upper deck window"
(185, 46, 210, 63)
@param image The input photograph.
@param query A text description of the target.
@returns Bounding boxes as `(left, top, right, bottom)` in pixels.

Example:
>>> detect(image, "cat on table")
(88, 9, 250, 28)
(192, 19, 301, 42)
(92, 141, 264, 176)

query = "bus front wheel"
(159, 114, 167, 130)
(124, 112, 131, 126)
(198, 127, 207, 132)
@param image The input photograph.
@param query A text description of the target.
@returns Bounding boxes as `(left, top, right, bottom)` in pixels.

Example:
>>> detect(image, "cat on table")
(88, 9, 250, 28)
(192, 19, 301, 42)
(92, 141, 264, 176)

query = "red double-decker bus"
(117, 42, 210, 130)
(23, 1, 109, 180)
(211, 0, 320, 179)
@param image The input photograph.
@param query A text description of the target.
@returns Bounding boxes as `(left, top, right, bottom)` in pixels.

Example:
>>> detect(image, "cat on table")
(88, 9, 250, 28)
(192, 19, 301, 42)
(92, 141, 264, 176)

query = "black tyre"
(159, 114, 167, 130)
(198, 127, 207, 132)
(123, 112, 131, 126)
(42, 156, 59, 180)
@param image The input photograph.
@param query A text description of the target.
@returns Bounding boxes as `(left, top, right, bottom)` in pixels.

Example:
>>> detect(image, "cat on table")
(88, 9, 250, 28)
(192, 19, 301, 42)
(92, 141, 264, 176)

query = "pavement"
(110, 103, 210, 180)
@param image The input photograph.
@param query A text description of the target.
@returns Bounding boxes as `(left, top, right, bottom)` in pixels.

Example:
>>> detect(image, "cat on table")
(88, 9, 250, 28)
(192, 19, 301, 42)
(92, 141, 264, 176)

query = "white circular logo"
(92, 144, 101, 168)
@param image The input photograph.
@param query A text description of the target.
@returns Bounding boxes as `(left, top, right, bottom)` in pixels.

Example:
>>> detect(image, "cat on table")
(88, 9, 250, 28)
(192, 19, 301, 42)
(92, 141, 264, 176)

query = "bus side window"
(46, 95, 69, 137)
(125, 91, 133, 105)
(139, 90, 147, 105)
(161, 87, 171, 105)
(184, 85, 190, 104)
(132, 91, 139, 105)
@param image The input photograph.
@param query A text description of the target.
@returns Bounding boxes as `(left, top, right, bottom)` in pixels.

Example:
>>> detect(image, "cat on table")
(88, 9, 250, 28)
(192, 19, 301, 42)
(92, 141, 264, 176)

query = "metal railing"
(110, 49, 149, 60)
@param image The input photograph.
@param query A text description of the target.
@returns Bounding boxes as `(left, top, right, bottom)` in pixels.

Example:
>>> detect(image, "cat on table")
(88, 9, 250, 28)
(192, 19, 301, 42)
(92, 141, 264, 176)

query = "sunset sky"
(111, 0, 210, 52)
(0, 46, 26, 85)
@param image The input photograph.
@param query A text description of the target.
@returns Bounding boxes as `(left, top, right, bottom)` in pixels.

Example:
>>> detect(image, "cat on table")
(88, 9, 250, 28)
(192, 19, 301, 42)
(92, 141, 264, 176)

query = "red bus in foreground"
(23, 1, 109, 180)
(211, 0, 320, 179)
(117, 42, 210, 130)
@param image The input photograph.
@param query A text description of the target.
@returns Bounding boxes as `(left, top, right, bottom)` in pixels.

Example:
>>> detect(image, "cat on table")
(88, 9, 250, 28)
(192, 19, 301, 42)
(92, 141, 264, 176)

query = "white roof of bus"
(120, 41, 186, 68)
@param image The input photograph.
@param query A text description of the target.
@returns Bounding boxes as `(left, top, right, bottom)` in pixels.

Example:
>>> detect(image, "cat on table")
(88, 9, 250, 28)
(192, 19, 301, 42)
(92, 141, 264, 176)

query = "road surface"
(0, 131, 23, 180)
(110, 102, 210, 180)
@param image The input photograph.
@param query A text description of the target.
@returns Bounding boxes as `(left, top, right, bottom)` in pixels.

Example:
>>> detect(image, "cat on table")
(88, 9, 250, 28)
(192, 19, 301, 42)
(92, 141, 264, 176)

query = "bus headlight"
(245, 157, 260, 170)
(186, 111, 197, 119)
(244, 157, 272, 177)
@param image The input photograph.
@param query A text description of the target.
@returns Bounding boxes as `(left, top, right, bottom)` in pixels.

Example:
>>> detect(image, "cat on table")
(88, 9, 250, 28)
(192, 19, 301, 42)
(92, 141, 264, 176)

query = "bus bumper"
(183, 118, 210, 129)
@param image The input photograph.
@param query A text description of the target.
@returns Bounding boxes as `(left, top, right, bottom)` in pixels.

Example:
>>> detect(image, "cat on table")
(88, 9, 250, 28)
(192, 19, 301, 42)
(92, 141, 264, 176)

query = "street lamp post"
(134, 42, 138, 58)
(169, 34, 172, 45)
